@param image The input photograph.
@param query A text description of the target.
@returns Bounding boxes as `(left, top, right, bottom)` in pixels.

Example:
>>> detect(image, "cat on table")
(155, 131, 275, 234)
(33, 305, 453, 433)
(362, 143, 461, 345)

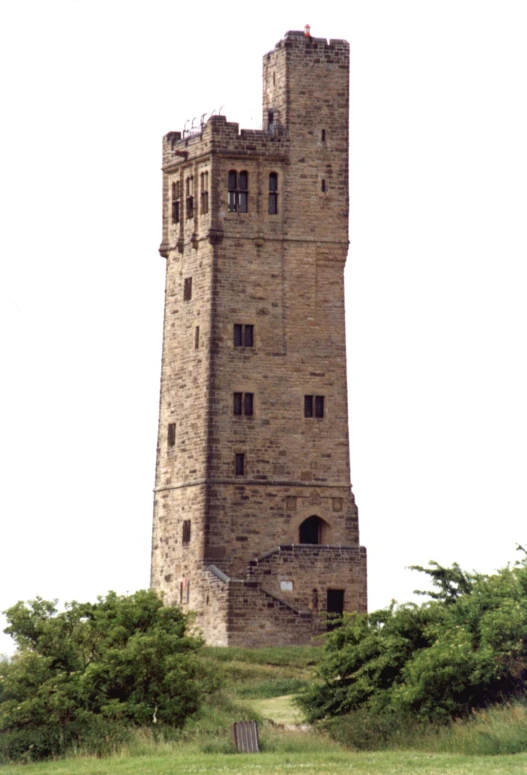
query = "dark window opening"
(186, 176, 194, 219)
(228, 170, 248, 213)
(244, 392, 254, 416)
(183, 277, 192, 301)
(234, 324, 254, 347)
(167, 423, 176, 447)
(305, 395, 324, 418)
(182, 520, 191, 544)
(269, 172, 278, 215)
(200, 171, 209, 214)
(327, 589, 344, 631)
(268, 109, 274, 134)
(321, 179, 326, 192)
(172, 200, 180, 223)
(172, 181, 180, 224)
(299, 515, 323, 544)
(238, 171, 248, 213)
(233, 392, 253, 416)
(321, 128, 326, 142)
(195, 326, 199, 349)
(235, 453, 245, 476)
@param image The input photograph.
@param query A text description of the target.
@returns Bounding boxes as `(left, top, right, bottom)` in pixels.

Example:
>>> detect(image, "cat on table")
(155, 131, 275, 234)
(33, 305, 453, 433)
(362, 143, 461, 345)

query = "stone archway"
(298, 515, 329, 544)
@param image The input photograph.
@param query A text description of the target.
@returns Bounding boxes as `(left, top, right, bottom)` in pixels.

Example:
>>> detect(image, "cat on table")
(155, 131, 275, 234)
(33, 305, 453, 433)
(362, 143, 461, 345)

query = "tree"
(298, 559, 527, 724)
(0, 590, 217, 761)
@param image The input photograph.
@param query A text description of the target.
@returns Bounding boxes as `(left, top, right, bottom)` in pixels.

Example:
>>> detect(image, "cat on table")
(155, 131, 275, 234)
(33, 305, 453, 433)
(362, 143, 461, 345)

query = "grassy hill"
(3, 645, 527, 774)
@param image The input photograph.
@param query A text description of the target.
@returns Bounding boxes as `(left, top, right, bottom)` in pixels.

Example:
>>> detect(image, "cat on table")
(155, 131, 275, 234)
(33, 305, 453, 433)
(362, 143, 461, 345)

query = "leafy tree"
(298, 559, 527, 724)
(0, 590, 218, 761)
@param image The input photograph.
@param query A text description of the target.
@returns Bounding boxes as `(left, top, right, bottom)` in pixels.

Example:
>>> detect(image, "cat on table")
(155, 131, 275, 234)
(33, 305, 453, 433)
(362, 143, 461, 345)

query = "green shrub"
(298, 559, 527, 725)
(0, 590, 218, 761)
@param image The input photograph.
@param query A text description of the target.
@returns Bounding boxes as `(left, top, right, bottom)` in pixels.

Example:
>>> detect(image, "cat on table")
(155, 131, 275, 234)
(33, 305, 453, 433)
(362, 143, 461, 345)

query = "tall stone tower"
(151, 30, 367, 646)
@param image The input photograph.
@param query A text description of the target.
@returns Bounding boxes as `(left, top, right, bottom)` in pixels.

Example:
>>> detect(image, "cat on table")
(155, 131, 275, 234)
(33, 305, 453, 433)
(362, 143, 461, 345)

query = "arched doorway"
(299, 515, 324, 544)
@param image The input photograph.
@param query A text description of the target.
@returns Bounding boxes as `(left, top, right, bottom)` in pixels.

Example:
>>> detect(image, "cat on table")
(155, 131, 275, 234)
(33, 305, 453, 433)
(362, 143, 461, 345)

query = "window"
(183, 277, 192, 301)
(304, 395, 324, 418)
(167, 423, 176, 447)
(172, 181, 180, 224)
(195, 326, 199, 349)
(321, 128, 326, 142)
(268, 109, 275, 134)
(186, 176, 194, 219)
(269, 172, 278, 215)
(233, 324, 254, 347)
(235, 453, 245, 476)
(228, 170, 248, 213)
(182, 520, 191, 544)
(233, 392, 253, 416)
(321, 179, 326, 192)
(200, 171, 209, 214)
(299, 515, 322, 544)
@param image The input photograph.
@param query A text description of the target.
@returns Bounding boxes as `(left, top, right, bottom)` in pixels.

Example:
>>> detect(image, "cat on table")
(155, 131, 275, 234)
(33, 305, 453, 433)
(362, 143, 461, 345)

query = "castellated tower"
(151, 30, 367, 646)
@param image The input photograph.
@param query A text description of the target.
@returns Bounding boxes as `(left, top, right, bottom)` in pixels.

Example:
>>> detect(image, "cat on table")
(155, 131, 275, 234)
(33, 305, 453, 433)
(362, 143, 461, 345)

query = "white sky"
(1, 0, 527, 656)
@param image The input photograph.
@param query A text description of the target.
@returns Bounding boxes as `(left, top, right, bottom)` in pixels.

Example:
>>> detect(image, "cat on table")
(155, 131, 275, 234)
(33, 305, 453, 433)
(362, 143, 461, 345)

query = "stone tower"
(151, 30, 367, 646)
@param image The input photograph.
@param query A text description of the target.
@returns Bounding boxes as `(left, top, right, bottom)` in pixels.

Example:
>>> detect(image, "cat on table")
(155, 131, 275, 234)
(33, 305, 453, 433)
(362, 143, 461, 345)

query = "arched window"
(200, 171, 209, 214)
(185, 176, 194, 219)
(299, 515, 323, 545)
(228, 170, 249, 213)
(269, 172, 278, 215)
(172, 181, 180, 224)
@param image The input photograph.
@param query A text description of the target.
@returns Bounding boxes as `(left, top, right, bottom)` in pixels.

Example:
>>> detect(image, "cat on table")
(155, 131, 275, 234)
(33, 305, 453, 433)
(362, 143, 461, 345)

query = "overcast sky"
(1, 0, 527, 655)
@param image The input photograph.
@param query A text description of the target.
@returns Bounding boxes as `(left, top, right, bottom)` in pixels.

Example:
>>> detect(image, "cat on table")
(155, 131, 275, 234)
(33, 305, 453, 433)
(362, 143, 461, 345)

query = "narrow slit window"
(315, 395, 325, 418)
(269, 172, 278, 215)
(238, 171, 248, 213)
(183, 277, 192, 301)
(167, 423, 176, 447)
(233, 392, 243, 416)
(244, 392, 254, 416)
(233, 324, 243, 347)
(321, 179, 326, 192)
(186, 176, 194, 219)
(182, 520, 191, 544)
(195, 326, 200, 349)
(228, 170, 237, 212)
(321, 128, 326, 142)
(172, 181, 180, 224)
(244, 324, 254, 347)
(268, 109, 274, 134)
(235, 453, 245, 476)
(200, 171, 209, 214)
(304, 395, 314, 418)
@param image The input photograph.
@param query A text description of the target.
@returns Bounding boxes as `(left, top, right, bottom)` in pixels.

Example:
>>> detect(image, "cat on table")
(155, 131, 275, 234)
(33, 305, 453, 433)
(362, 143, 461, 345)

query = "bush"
(298, 558, 527, 725)
(0, 590, 218, 761)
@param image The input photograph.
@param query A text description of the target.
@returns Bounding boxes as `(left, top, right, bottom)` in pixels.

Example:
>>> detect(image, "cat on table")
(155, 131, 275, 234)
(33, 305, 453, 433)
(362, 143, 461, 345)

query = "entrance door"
(326, 589, 344, 631)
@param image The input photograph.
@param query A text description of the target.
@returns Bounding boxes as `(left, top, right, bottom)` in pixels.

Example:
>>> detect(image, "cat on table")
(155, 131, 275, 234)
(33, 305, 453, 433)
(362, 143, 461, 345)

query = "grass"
(3, 747, 527, 775)
(4, 645, 527, 773)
